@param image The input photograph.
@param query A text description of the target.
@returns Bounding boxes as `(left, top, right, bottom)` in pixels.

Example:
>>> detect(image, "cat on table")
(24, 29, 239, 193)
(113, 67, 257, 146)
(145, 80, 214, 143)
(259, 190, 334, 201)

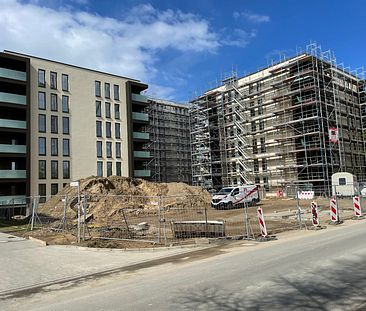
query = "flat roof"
(3, 50, 142, 83)
(148, 97, 188, 108)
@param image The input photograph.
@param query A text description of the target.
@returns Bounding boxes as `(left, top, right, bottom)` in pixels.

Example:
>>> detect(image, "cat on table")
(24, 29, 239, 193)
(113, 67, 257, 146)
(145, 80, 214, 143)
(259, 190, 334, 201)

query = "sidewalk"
(0, 232, 206, 295)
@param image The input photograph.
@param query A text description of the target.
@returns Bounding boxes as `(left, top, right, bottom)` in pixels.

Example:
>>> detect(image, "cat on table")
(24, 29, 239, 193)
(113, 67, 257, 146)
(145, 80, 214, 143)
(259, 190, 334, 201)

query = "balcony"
(132, 112, 149, 122)
(0, 119, 27, 129)
(0, 170, 27, 179)
(132, 93, 148, 103)
(0, 68, 26, 82)
(133, 132, 150, 140)
(134, 170, 151, 177)
(0, 92, 26, 105)
(0, 195, 27, 206)
(0, 144, 26, 153)
(134, 151, 151, 158)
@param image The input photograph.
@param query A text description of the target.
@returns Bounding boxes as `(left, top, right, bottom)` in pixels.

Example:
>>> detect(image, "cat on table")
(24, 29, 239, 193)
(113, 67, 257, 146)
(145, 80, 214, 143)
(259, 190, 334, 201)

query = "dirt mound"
(38, 176, 211, 226)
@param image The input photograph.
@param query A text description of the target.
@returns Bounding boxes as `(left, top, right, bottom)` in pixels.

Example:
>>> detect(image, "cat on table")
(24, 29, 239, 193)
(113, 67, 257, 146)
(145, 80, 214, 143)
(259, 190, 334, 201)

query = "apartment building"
(0, 51, 150, 204)
(147, 98, 191, 184)
(190, 43, 366, 195)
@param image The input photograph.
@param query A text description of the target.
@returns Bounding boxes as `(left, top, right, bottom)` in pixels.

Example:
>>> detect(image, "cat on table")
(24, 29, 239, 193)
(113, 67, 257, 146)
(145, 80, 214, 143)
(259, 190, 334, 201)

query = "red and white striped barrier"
(298, 191, 315, 200)
(353, 196, 362, 217)
(311, 201, 319, 226)
(257, 207, 268, 237)
(330, 197, 338, 222)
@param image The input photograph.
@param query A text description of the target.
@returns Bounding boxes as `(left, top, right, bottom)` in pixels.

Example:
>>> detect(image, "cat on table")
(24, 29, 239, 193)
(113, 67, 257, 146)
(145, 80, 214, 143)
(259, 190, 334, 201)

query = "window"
(105, 102, 111, 118)
(51, 183, 58, 195)
(262, 159, 267, 172)
(62, 74, 69, 91)
(260, 137, 266, 153)
(51, 116, 58, 133)
(63, 161, 70, 179)
(51, 160, 58, 179)
(96, 101, 102, 117)
(259, 120, 265, 131)
(106, 142, 112, 158)
(38, 69, 45, 87)
(51, 93, 58, 111)
(252, 138, 257, 154)
(115, 123, 120, 139)
(263, 176, 269, 191)
(38, 184, 46, 202)
(339, 178, 346, 186)
(39, 160, 46, 179)
(116, 142, 121, 158)
(114, 84, 119, 100)
(96, 121, 102, 137)
(62, 117, 69, 134)
(63, 139, 70, 156)
(250, 108, 255, 117)
(105, 83, 110, 99)
(258, 105, 264, 115)
(97, 161, 103, 177)
(38, 137, 46, 155)
(51, 138, 58, 156)
(107, 162, 112, 177)
(95, 81, 101, 97)
(38, 92, 46, 110)
(38, 114, 46, 133)
(254, 159, 259, 173)
(62, 96, 69, 113)
(251, 122, 256, 133)
(97, 141, 103, 157)
(114, 104, 120, 119)
(106, 122, 112, 138)
(50, 72, 57, 89)
(116, 162, 121, 176)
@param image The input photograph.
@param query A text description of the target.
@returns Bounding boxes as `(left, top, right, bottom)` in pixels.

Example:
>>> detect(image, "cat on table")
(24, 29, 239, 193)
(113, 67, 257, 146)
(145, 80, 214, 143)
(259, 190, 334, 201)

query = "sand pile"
(38, 176, 211, 225)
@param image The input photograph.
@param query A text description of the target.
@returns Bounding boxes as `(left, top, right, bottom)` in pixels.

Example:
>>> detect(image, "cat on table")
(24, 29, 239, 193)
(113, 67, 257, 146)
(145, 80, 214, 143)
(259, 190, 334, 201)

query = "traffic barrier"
(310, 201, 319, 226)
(257, 207, 268, 237)
(353, 196, 362, 217)
(330, 197, 338, 222)
(297, 191, 315, 200)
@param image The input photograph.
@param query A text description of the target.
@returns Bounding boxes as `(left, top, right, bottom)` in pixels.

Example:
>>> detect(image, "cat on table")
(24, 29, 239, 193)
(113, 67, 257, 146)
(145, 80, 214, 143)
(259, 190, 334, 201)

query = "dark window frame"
(38, 160, 46, 179)
(50, 71, 57, 89)
(62, 74, 69, 91)
(51, 115, 58, 134)
(51, 137, 58, 156)
(96, 121, 102, 137)
(62, 95, 69, 113)
(95, 80, 101, 97)
(38, 114, 46, 133)
(51, 160, 58, 179)
(62, 117, 70, 135)
(51, 93, 58, 111)
(38, 91, 46, 110)
(63, 138, 70, 156)
(38, 137, 46, 156)
(63, 161, 70, 179)
(38, 69, 46, 87)
(105, 82, 110, 99)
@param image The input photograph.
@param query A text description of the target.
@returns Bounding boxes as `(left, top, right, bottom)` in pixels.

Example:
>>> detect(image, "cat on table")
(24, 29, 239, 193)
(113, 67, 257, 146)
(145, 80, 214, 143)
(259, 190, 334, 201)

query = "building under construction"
(190, 43, 366, 195)
(147, 98, 191, 184)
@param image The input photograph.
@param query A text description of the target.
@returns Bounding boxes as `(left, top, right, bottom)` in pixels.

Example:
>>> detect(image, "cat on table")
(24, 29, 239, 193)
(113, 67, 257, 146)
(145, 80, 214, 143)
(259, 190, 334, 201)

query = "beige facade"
(0, 51, 149, 200)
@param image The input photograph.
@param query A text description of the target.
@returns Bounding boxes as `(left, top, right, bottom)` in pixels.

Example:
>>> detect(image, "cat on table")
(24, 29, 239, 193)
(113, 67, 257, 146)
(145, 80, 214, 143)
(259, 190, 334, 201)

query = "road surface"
(2, 220, 366, 310)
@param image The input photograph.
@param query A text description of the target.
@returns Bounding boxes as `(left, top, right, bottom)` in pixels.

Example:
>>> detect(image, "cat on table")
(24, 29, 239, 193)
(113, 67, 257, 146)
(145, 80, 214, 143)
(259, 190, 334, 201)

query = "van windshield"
(218, 188, 233, 194)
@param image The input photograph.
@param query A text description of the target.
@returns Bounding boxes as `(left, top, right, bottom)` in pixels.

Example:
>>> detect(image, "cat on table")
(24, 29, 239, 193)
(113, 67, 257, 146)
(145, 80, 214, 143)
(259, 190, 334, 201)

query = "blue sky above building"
(1, 0, 365, 102)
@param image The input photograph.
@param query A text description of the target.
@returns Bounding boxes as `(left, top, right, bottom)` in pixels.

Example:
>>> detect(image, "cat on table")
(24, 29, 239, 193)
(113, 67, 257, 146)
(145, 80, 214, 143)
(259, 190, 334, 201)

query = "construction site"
(190, 42, 366, 195)
(147, 98, 192, 184)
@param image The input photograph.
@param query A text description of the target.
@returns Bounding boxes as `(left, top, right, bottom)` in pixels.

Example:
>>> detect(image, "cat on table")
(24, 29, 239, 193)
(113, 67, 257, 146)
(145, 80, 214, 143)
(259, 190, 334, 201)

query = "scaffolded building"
(147, 98, 191, 184)
(190, 43, 366, 195)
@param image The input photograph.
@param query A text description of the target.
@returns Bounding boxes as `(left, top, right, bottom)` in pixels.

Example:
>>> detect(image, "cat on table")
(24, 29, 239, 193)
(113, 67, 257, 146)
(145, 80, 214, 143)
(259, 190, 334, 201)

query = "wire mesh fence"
(1, 182, 365, 247)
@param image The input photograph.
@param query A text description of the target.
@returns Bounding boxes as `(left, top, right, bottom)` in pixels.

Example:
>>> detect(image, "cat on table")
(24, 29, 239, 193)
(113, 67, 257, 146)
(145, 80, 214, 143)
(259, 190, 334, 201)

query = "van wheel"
(227, 202, 233, 209)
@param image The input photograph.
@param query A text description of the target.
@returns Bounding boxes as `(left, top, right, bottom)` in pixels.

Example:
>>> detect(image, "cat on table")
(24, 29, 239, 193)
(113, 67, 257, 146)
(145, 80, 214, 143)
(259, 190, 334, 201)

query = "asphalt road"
(3, 220, 366, 310)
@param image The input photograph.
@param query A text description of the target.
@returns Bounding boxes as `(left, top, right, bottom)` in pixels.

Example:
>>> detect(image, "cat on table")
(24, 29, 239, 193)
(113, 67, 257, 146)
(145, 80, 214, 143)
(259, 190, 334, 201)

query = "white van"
(211, 185, 260, 209)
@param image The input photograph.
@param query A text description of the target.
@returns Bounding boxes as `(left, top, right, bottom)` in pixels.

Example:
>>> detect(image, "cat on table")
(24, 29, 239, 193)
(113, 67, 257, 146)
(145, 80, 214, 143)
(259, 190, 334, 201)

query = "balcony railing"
(132, 112, 149, 122)
(0, 92, 26, 105)
(133, 132, 150, 140)
(0, 68, 26, 81)
(0, 170, 27, 179)
(134, 170, 151, 177)
(0, 144, 26, 153)
(132, 93, 148, 103)
(0, 195, 27, 206)
(0, 119, 27, 129)
(134, 151, 151, 158)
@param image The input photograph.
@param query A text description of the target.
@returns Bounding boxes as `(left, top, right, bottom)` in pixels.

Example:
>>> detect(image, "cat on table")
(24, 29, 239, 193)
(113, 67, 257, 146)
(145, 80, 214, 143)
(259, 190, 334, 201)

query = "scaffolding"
(190, 42, 366, 194)
(147, 98, 191, 184)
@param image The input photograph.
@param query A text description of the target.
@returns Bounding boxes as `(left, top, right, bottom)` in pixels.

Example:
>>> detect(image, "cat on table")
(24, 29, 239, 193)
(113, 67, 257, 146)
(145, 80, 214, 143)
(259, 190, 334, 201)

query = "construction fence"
(1, 187, 364, 246)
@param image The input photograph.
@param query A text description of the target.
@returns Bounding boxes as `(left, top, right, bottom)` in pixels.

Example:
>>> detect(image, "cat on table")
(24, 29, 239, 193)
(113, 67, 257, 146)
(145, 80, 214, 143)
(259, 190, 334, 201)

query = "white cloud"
(233, 11, 270, 23)
(0, 1, 252, 99)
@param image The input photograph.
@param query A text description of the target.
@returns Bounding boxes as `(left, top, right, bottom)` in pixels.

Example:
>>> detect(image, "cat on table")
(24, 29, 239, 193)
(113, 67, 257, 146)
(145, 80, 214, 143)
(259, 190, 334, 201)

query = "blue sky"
(1, 0, 365, 102)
